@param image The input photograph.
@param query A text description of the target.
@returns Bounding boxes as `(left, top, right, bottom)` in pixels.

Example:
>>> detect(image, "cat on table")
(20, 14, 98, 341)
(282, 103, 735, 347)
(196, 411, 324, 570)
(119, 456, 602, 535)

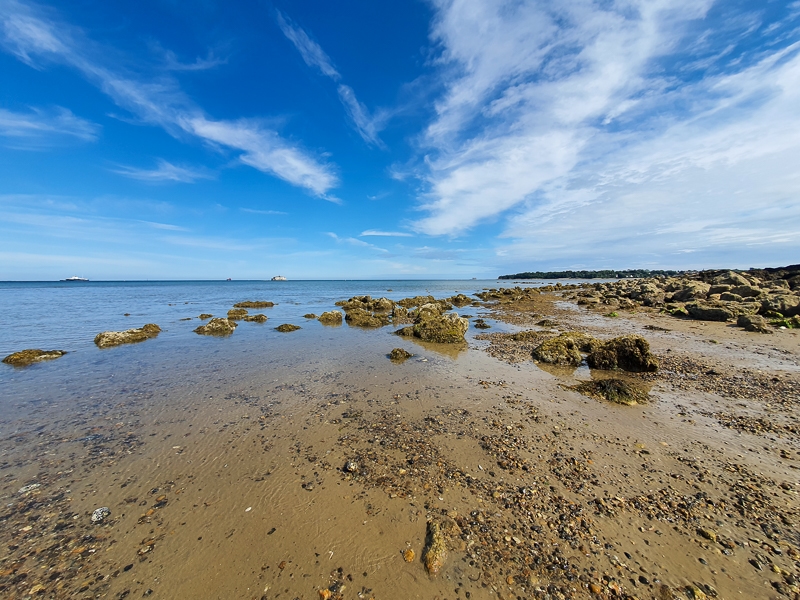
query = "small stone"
(91, 507, 110, 523)
(344, 461, 359, 473)
(697, 528, 717, 543)
(403, 549, 415, 563)
(589, 583, 602, 594)
(389, 348, 413, 362)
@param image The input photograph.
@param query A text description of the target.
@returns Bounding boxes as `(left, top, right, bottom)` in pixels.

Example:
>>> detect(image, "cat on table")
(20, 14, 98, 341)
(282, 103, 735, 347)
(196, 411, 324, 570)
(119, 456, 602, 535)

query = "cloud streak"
(0, 0, 337, 196)
(112, 159, 213, 183)
(277, 10, 385, 147)
(0, 105, 98, 147)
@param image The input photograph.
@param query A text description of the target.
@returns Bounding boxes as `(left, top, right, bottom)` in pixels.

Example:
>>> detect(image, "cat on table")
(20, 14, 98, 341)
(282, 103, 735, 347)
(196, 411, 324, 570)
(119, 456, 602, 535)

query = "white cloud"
(277, 10, 385, 147)
(240, 208, 287, 216)
(360, 230, 412, 237)
(0, 0, 337, 197)
(410, 0, 800, 267)
(113, 159, 213, 183)
(0, 105, 98, 147)
(326, 232, 389, 253)
(276, 11, 340, 80)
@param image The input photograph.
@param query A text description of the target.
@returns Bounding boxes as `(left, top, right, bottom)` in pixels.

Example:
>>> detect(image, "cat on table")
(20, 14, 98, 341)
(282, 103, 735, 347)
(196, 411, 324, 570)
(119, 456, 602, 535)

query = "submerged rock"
(275, 324, 301, 332)
(587, 335, 658, 372)
(422, 516, 461, 575)
(194, 318, 237, 336)
(303, 313, 317, 319)
(449, 293, 472, 307)
(243, 314, 268, 323)
(389, 348, 413, 362)
(94, 324, 161, 348)
(233, 300, 274, 308)
(318, 310, 343, 325)
(737, 314, 771, 333)
(198, 313, 212, 320)
(227, 308, 248, 320)
(473, 318, 491, 329)
(3, 349, 66, 366)
(573, 378, 649, 405)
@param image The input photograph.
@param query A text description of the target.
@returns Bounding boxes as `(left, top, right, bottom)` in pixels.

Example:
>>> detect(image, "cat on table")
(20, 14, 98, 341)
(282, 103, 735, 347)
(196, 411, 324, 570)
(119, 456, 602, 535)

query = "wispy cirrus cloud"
(360, 229, 412, 237)
(412, 0, 800, 269)
(0, 0, 337, 196)
(0, 105, 98, 148)
(240, 208, 287, 216)
(112, 159, 213, 183)
(326, 231, 389, 253)
(277, 10, 386, 147)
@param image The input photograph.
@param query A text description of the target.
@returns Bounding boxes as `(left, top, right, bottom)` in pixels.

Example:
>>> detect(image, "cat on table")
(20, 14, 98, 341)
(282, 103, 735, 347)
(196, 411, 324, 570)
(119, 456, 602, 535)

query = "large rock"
(573, 378, 649, 406)
(422, 516, 461, 576)
(397, 295, 435, 308)
(449, 294, 473, 307)
(587, 335, 658, 372)
(345, 307, 390, 327)
(686, 302, 735, 322)
(729, 285, 763, 298)
(233, 300, 274, 308)
(275, 324, 301, 332)
(711, 271, 751, 287)
(532, 332, 598, 366)
(398, 311, 468, 344)
(3, 349, 66, 366)
(227, 308, 248, 320)
(669, 282, 710, 302)
(337, 295, 394, 313)
(737, 314, 772, 334)
(760, 294, 800, 317)
(194, 318, 237, 336)
(94, 324, 161, 348)
(318, 310, 343, 325)
(243, 314, 268, 323)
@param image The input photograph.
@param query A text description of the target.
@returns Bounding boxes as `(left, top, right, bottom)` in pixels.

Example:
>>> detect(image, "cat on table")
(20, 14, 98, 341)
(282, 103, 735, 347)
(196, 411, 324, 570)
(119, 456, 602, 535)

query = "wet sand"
(1, 290, 798, 600)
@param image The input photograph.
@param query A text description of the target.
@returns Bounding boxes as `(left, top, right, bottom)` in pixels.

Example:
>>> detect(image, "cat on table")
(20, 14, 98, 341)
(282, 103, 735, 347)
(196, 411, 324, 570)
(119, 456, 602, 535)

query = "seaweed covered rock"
(318, 310, 343, 325)
(243, 314, 268, 323)
(737, 314, 771, 333)
(397, 295, 435, 309)
(303, 313, 317, 319)
(685, 301, 735, 322)
(345, 307, 390, 327)
(336, 295, 394, 312)
(194, 318, 237, 336)
(761, 293, 800, 317)
(473, 318, 491, 329)
(233, 300, 274, 308)
(422, 516, 461, 576)
(198, 313, 212, 320)
(227, 308, 248, 320)
(3, 349, 66, 366)
(573, 378, 649, 405)
(449, 293, 472, 307)
(389, 348, 413, 362)
(408, 312, 468, 343)
(587, 335, 658, 372)
(275, 324, 301, 332)
(391, 305, 411, 323)
(94, 324, 161, 348)
(532, 335, 582, 365)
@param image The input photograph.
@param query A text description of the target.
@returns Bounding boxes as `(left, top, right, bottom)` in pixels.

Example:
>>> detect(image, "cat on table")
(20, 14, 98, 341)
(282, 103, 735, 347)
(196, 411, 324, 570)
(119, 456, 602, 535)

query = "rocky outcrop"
(3, 349, 66, 366)
(397, 295, 435, 308)
(275, 324, 301, 332)
(397, 304, 469, 344)
(227, 308, 248, 320)
(318, 311, 343, 325)
(94, 324, 161, 348)
(345, 307, 390, 327)
(587, 335, 658, 372)
(449, 293, 472, 307)
(336, 295, 394, 312)
(194, 318, 237, 336)
(233, 300, 274, 308)
(243, 314, 268, 323)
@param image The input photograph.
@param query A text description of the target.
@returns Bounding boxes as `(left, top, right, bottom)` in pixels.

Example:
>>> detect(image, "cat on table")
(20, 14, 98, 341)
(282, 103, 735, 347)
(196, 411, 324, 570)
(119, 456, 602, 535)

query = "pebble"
(91, 507, 110, 523)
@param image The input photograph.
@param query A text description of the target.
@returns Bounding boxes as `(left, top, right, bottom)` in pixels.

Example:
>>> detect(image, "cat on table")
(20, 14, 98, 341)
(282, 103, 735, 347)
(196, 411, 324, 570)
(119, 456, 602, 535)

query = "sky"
(0, 0, 799, 280)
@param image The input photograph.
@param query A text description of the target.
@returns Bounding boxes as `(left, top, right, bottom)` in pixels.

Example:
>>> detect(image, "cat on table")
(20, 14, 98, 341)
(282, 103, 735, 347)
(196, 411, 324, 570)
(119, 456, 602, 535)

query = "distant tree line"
(499, 269, 684, 280)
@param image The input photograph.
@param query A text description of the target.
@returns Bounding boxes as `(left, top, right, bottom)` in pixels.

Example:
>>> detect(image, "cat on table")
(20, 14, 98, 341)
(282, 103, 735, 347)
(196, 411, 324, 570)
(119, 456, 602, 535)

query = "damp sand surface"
(0, 283, 799, 600)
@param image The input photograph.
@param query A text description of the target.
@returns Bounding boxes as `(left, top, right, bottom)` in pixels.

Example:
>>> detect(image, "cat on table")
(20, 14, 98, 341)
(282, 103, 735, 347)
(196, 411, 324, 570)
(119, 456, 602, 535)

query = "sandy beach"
(1, 280, 798, 600)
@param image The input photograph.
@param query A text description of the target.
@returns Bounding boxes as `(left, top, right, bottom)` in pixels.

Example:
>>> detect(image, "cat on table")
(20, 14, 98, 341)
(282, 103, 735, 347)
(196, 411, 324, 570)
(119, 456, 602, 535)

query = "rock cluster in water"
(94, 324, 161, 348)
(194, 318, 237, 336)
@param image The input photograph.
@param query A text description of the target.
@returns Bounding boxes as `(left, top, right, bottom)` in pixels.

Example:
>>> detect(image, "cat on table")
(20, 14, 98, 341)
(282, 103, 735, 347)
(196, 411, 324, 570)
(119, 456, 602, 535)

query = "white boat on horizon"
(62, 276, 89, 282)
(271, 275, 287, 281)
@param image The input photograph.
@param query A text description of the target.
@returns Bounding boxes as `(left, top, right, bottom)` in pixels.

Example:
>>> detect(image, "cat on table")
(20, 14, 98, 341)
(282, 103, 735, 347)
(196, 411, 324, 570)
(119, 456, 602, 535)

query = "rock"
(337, 295, 394, 313)
(243, 314, 268, 323)
(422, 516, 461, 575)
(587, 335, 658, 372)
(711, 270, 751, 287)
(344, 460, 359, 473)
(389, 348, 413, 362)
(91, 507, 110, 523)
(684, 585, 707, 600)
(409, 312, 468, 344)
(94, 324, 161, 348)
(589, 582, 602, 594)
(194, 318, 237, 336)
(532, 335, 582, 366)
(403, 549, 415, 563)
(233, 300, 274, 308)
(708, 284, 731, 295)
(318, 311, 343, 325)
(697, 528, 717, 542)
(3, 349, 66, 366)
(719, 292, 743, 302)
(275, 324, 301, 332)
(670, 282, 710, 302)
(737, 314, 772, 333)
(761, 293, 800, 317)
(198, 313, 212, 319)
(345, 307, 390, 327)
(473, 318, 491, 329)
(449, 293, 472, 307)
(686, 302, 735, 322)
(227, 308, 248, 320)
(397, 295, 435, 308)
(303, 313, 317, 319)
(392, 305, 410, 322)
(729, 284, 762, 298)
(573, 378, 649, 405)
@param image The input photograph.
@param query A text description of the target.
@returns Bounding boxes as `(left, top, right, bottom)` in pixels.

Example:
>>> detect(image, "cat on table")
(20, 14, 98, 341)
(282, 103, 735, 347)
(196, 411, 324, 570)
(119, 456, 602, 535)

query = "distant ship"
(271, 275, 287, 281)
(62, 276, 89, 282)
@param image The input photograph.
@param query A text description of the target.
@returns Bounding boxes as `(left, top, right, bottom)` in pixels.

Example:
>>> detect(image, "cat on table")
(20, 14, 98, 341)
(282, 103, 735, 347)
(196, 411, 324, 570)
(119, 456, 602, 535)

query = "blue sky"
(1, 0, 798, 280)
